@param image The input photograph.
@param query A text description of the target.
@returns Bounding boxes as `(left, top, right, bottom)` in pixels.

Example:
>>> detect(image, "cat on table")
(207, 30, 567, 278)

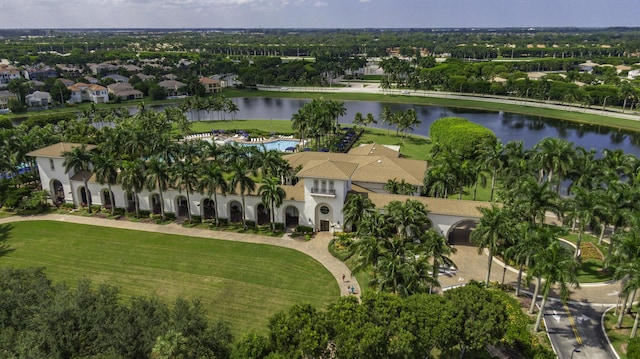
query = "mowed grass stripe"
(0, 221, 338, 335)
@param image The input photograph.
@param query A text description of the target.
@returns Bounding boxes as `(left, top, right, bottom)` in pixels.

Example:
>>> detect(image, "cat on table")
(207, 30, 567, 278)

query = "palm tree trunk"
(241, 194, 247, 228)
(529, 277, 541, 314)
(271, 201, 276, 232)
(186, 191, 192, 223)
(534, 293, 548, 331)
(485, 249, 493, 285)
(107, 184, 115, 216)
(618, 294, 629, 328)
(83, 177, 92, 213)
(213, 192, 220, 227)
(576, 226, 583, 258)
(134, 193, 139, 218)
(158, 181, 166, 220)
(515, 264, 524, 297)
(599, 223, 607, 245)
(632, 306, 640, 338)
(490, 170, 497, 202)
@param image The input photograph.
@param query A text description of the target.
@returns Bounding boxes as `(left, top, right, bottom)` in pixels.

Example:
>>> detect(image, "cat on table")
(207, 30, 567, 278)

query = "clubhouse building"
(28, 142, 490, 238)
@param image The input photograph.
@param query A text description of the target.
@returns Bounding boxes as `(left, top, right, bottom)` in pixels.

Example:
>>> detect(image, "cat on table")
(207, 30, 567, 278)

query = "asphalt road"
(544, 299, 617, 359)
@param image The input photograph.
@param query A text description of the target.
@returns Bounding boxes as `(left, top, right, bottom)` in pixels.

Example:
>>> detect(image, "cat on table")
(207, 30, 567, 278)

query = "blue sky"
(0, 0, 637, 29)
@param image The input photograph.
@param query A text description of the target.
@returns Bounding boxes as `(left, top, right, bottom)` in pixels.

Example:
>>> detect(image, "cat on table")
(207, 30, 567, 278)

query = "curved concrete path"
(0, 214, 360, 297)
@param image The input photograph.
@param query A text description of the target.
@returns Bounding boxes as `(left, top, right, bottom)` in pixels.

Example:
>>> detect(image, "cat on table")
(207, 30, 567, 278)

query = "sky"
(0, 0, 638, 29)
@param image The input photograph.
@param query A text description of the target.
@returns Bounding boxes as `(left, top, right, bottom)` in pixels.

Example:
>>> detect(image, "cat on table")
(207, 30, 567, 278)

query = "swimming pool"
(241, 139, 300, 152)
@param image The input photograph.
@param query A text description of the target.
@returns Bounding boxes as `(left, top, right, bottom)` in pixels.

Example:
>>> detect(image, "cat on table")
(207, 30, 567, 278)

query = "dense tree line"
(0, 267, 232, 359)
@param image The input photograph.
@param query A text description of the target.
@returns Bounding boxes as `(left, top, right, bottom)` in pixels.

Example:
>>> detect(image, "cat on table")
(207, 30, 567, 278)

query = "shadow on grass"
(0, 224, 15, 258)
(578, 259, 614, 283)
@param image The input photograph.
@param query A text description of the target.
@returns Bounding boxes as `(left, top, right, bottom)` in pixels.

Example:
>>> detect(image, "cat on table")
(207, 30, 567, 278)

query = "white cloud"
(314, 1, 327, 6)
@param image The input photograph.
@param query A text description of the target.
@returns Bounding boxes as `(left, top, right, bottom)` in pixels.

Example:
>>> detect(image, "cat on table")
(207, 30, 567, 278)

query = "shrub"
(245, 220, 256, 228)
(274, 222, 285, 230)
(191, 215, 202, 223)
(429, 117, 496, 159)
(164, 212, 176, 220)
(113, 207, 126, 215)
(90, 205, 101, 213)
(628, 337, 640, 359)
(296, 225, 314, 234)
(137, 210, 151, 218)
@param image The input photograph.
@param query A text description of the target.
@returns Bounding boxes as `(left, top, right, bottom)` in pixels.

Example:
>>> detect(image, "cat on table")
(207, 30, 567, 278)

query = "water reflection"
(130, 97, 640, 158)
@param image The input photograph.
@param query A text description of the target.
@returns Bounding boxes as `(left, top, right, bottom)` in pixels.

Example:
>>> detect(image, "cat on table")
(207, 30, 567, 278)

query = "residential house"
(67, 83, 109, 104)
(132, 73, 155, 82)
(25, 91, 52, 108)
(0, 90, 16, 112)
(107, 82, 143, 101)
(122, 64, 142, 73)
(28, 141, 489, 237)
(56, 64, 83, 78)
(199, 77, 221, 93)
(22, 65, 58, 81)
(103, 74, 129, 83)
(628, 69, 640, 80)
(88, 62, 119, 76)
(0, 65, 21, 85)
(157, 79, 187, 97)
(58, 78, 75, 87)
(82, 76, 100, 84)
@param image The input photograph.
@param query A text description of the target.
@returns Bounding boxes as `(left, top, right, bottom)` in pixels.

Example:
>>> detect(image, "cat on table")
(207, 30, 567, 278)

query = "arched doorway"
(256, 203, 270, 225)
(176, 196, 188, 218)
(101, 188, 114, 209)
(229, 201, 242, 223)
(202, 198, 215, 219)
(150, 194, 162, 215)
(125, 192, 137, 212)
(315, 203, 332, 232)
(446, 219, 479, 245)
(285, 206, 299, 227)
(51, 179, 65, 204)
(78, 187, 91, 207)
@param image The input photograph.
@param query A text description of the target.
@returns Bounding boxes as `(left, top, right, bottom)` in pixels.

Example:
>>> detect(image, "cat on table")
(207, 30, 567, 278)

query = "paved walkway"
(0, 214, 360, 297)
(437, 242, 621, 306)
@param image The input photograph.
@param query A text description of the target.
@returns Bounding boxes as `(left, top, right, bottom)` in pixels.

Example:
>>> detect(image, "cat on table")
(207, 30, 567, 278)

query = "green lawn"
(604, 309, 634, 359)
(0, 220, 339, 336)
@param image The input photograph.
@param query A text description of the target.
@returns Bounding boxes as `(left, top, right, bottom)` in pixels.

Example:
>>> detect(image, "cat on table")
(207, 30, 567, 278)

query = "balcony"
(310, 188, 336, 197)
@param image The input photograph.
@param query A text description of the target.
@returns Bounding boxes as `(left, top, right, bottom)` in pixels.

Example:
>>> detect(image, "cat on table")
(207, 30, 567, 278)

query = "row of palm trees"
(180, 95, 239, 122)
(61, 107, 292, 230)
(342, 195, 456, 296)
(290, 98, 346, 149)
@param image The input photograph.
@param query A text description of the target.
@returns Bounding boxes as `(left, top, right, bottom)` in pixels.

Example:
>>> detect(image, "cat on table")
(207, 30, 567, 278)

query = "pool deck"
(183, 132, 300, 151)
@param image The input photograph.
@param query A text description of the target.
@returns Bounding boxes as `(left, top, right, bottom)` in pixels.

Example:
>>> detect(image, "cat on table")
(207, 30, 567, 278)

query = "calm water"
(151, 97, 640, 158)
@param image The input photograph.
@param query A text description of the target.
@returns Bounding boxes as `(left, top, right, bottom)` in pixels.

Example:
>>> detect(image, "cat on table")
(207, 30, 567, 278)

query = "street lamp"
(501, 265, 507, 286)
(570, 347, 581, 359)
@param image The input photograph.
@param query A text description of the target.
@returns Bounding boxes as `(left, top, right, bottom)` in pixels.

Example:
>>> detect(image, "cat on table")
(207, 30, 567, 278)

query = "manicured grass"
(562, 232, 614, 283)
(190, 119, 295, 137)
(604, 309, 634, 359)
(0, 221, 339, 336)
(0, 211, 14, 219)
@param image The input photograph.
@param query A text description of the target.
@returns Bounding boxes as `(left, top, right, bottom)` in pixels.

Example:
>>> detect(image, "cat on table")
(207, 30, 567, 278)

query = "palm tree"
(470, 205, 515, 285)
(145, 156, 171, 220)
(63, 144, 94, 213)
(91, 148, 119, 215)
(385, 199, 430, 241)
(259, 176, 286, 232)
(171, 159, 199, 223)
(506, 222, 556, 297)
(379, 105, 393, 135)
(229, 160, 256, 229)
(532, 137, 576, 193)
(476, 139, 503, 202)
(420, 229, 456, 293)
(342, 193, 376, 233)
(118, 159, 145, 218)
(565, 186, 602, 257)
(197, 161, 228, 227)
(607, 224, 640, 329)
(532, 240, 580, 331)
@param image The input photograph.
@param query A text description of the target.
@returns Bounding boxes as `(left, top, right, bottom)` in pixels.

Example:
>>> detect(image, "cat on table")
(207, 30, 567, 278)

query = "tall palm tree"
(229, 160, 256, 229)
(118, 159, 145, 218)
(91, 148, 119, 215)
(342, 193, 376, 233)
(171, 159, 199, 223)
(532, 137, 576, 193)
(421, 229, 456, 293)
(565, 186, 602, 257)
(196, 161, 228, 227)
(385, 199, 430, 241)
(63, 144, 94, 213)
(607, 224, 640, 328)
(470, 205, 515, 285)
(145, 156, 171, 220)
(476, 139, 503, 201)
(532, 240, 580, 331)
(259, 176, 286, 232)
